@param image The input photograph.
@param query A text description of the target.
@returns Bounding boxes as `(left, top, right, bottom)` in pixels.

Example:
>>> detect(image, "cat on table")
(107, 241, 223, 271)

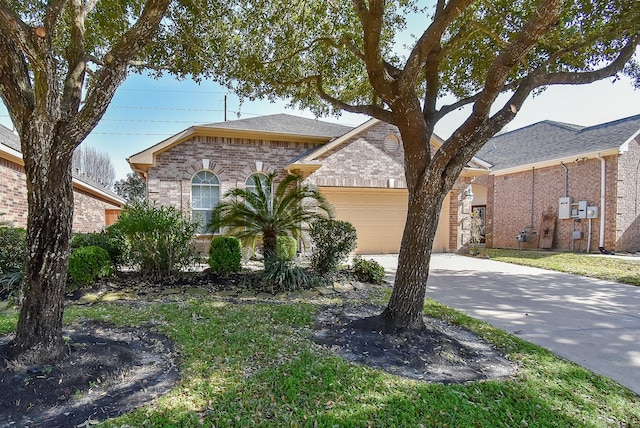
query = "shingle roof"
(200, 113, 353, 138)
(0, 124, 21, 151)
(477, 114, 640, 170)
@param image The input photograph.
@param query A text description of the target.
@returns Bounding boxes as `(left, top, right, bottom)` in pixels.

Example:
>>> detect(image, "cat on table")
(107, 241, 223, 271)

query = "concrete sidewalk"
(367, 253, 640, 395)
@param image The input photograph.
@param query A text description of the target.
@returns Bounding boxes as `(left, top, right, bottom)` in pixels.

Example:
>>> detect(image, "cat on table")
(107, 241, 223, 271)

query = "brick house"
(128, 114, 489, 254)
(474, 114, 640, 253)
(0, 124, 125, 232)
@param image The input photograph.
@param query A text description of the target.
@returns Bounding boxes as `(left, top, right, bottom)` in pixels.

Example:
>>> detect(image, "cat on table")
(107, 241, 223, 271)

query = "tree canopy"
(199, 0, 640, 331)
(0, 0, 226, 364)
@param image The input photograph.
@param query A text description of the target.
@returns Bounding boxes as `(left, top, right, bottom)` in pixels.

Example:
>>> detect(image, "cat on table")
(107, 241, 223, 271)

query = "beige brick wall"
(147, 135, 317, 212)
(72, 189, 121, 233)
(0, 157, 118, 232)
(489, 155, 619, 251)
(616, 136, 640, 252)
(306, 122, 407, 188)
(146, 123, 473, 253)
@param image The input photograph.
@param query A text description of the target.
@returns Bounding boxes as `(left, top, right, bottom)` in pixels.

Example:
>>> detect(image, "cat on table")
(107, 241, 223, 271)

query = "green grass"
(1, 297, 638, 427)
(482, 248, 640, 286)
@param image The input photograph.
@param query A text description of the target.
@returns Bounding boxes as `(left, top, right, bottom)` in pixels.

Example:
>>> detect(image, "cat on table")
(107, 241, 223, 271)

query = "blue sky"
(1, 72, 639, 182)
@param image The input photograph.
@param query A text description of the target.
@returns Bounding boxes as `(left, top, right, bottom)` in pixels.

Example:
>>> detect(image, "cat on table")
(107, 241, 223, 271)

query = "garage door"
(320, 187, 450, 254)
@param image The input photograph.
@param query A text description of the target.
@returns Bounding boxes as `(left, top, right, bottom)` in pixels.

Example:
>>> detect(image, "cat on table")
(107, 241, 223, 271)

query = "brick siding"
(0, 157, 118, 232)
(616, 136, 640, 252)
(487, 155, 619, 252)
(0, 158, 28, 227)
(147, 135, 317, 212)
(305, 122, 407, 188)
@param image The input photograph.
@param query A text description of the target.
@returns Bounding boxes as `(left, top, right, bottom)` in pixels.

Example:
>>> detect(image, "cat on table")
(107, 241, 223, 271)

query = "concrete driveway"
(369, 253, 640, 395)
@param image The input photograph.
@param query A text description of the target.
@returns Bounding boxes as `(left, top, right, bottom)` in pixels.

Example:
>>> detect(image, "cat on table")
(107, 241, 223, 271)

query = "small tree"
(208, 172, 333, 260)
(114, 172, 147, 204)
(72, 145, 116, 188)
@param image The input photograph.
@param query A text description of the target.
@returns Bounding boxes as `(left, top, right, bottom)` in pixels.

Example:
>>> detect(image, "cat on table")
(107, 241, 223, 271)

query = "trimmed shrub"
(68, 245, 112, 288)
(209, 236, 242, 274)
(71, 230, 124, 269)
(277, 235, 297, 261)
(351, 256, 386, 284)
(0, 226, 26, 299)
(263, 256, 310, 293)
(109, 202, 199, 277)
(309, 218, 357, 275)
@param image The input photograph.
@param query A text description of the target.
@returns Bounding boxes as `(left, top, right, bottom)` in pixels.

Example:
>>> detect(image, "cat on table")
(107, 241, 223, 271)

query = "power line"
(109, 105, 223, 112)
(118, 88, 228, 94)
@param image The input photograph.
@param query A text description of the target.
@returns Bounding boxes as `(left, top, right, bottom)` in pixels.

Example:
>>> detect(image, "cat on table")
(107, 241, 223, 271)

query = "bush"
(68, 245, 112, 288)
(263, 256, 310, 293)
(351, 256, 386, 284)
(71, 230, 124, 269)
(277, 235, 297, 261)
(309, 218, 357, 275)
(109, 202, 199, 277)
(209, 236, 242, 274)
(0, 226, 26, 299)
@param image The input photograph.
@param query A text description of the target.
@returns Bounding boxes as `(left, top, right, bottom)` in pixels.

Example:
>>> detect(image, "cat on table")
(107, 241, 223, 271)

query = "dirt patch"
(313, 304, 517, 383)
(0, 322, 179, 428)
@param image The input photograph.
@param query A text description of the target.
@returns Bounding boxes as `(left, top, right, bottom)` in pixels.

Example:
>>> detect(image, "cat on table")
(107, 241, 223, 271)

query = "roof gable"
(128, 114, 357, 173)
(477, 114, 640, 171)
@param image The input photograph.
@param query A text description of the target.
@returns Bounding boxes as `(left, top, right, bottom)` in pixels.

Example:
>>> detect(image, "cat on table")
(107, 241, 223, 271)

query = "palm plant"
(208, 172, 333, 259)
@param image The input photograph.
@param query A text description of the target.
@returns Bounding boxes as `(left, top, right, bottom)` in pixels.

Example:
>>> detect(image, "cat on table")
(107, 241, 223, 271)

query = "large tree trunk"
(8, 124, 74, 365)
(380, 179, 444, 331)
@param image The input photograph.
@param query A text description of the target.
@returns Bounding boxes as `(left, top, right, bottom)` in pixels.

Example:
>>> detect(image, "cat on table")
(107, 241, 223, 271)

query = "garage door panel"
(320, 188, 408, 254)
(321, 187, 450, 254)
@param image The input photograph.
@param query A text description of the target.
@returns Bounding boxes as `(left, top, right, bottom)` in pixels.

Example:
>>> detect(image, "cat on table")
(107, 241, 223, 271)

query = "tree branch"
(0, 35, 33, 131)
(403, 0, 474, 87)
(70, 0, 172, 143)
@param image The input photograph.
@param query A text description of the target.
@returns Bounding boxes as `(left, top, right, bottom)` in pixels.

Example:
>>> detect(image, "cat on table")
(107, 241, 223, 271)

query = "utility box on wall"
(586, 206, 599, 218)
(559, 197, 571, 219)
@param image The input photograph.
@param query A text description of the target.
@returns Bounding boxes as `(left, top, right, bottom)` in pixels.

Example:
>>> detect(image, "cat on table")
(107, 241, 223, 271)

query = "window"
(245, 172, 268, 196)
(191, 170, 220, 234)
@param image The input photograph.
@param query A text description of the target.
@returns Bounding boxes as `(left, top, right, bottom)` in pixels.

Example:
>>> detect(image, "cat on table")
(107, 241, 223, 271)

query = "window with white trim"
(191, 170, 220, 234)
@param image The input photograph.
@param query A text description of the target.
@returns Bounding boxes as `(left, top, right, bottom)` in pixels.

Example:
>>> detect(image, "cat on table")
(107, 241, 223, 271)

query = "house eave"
(459, 167, 492, 178)
(1, 144, 124, 207)
(0, 144, 23, 165)
(490, 148, 621, 176)
(72, 178, 125, 207)
(127, 125, 334, 174)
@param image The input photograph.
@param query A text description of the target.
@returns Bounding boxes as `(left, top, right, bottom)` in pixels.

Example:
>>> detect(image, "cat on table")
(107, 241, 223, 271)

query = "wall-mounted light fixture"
(463, 185, 474, 201)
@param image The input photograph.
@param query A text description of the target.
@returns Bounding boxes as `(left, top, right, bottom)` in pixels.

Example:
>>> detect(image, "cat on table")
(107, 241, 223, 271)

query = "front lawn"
(482, 249, 640, 286)
(1, 294, 637, 427)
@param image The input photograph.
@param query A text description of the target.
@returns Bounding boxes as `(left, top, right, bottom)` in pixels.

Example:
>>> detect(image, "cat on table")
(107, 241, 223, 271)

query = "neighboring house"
(0, 124, 125, 232)
(474, 114, 640, 253)
(128, 114, 490, 254)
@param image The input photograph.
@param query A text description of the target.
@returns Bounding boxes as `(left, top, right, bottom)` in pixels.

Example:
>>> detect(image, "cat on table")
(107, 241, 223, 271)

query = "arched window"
(245, 172, 268, 195)
(191, 170, 220, 234)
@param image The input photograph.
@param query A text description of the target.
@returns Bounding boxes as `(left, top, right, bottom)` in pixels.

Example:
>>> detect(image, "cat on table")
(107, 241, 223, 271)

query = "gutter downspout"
(561, 162, 568, 197)
(597, 154, 605, 249)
